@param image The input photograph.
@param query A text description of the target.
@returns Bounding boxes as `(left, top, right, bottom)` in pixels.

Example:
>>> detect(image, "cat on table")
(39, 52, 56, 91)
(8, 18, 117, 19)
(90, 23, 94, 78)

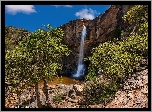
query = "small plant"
(83, 78, 119, 105)
(59, 76, 63, 84)
(53, 92, 63, 104)
(85, 69, 96, 81)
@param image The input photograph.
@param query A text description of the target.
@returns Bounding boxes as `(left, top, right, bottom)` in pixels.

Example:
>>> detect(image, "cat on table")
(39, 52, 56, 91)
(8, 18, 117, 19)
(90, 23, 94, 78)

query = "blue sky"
(5, 5, 110, 32)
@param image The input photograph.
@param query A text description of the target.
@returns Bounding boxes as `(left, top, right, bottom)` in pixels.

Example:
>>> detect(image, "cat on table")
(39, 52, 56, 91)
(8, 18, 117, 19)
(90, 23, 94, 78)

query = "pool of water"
(38, 76, 83, 87)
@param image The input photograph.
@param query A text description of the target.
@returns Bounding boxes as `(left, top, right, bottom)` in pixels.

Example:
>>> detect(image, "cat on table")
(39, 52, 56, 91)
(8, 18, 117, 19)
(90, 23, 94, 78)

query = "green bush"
(83, 5, 148, 105)
(86, 5, 148, 82)
(83, 78, 119, 105)
(53, 92, 64, 104)
(85, 69, 96, 81)
(92, 36, 143, 78)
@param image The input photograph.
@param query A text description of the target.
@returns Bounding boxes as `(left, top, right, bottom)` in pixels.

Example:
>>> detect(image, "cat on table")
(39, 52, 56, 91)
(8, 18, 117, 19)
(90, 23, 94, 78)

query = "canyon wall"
(58, 5, 133, 76)
(5, 5, 134, 77)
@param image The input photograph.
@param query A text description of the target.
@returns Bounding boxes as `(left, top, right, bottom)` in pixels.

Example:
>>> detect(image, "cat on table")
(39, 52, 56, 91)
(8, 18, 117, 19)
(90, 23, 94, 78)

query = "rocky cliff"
(58, 5, 133, 77)
(5, 5, 134, 78)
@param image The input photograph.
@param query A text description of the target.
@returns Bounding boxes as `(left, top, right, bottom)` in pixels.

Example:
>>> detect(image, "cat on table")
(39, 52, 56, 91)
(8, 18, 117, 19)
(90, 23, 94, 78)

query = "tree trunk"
(35, 82, 41, 108)
(42, 78, 49, 105)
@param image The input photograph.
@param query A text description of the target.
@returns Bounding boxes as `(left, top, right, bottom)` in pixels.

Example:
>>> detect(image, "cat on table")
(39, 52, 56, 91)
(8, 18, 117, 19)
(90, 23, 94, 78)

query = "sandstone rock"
(58, 5, 133, 76)
(73, 84, 83, 96)
(89, 104, 104, 108)
(68, 98, 79, 103)
(106, 67, 148, 108)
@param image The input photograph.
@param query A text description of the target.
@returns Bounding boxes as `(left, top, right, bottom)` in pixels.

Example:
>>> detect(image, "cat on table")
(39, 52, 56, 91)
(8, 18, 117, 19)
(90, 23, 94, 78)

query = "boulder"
(73, 84, 83, 96)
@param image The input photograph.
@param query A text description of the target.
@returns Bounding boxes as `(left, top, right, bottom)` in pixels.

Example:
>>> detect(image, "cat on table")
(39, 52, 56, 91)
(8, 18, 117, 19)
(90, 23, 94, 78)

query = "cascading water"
(73, 25, 86, 78)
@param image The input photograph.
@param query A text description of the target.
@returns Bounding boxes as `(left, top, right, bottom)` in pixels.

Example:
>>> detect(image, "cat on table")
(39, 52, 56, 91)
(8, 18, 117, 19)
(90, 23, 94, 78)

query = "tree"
(83, 5, 148, 105)
(122, 5, 148, 57)
(122, 5, 148, 36)
(5, 24, 71, 107)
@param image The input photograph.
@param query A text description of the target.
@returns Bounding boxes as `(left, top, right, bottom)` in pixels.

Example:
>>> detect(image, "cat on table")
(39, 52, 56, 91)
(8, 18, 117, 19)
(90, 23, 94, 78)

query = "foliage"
(122, 5, 148, 36)
(5, 26, 30, 51)
(87, 41, 142, 84)
(5, 24, 71, 92)
(123, 5, 148, 27)
(113, 28, 121, 41)
(86, 5, 148, 82)
(84, 5, 148, 105)
(85, 69, 96, 81)
(53, 92, 64, 104)
(122, 5, 148, 57)
(83, 78, 119, 105)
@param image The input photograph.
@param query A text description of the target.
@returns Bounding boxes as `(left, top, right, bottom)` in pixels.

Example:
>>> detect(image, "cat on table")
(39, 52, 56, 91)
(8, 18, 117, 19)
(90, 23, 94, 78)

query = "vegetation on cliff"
(84, 5, 148, 105)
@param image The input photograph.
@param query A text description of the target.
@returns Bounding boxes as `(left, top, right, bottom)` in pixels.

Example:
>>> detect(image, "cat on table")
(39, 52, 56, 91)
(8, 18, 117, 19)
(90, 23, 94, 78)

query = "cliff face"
(5, 5, 133, 77)
(59, 5, 133, 76)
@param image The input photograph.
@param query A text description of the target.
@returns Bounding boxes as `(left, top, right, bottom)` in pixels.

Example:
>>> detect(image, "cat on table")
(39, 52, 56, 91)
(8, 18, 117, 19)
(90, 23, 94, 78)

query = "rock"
(56, 100, 80, 108)
(68, 98, 79, 103)
(49, 85, 56, 89)
(89, 104, 104, 108)
(106, 68, 148, 108)
(141, 59, 148, 66)
(58, 5, 133, 77)
(73, 84, 83, 96)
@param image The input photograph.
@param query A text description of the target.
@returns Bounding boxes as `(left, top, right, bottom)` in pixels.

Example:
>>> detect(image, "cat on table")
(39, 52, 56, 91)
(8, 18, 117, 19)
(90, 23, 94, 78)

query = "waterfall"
(73, 25, 86, 78)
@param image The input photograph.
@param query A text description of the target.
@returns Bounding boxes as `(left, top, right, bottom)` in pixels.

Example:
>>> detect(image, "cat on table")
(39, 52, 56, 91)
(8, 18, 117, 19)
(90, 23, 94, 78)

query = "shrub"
(53, 92, 64, 104)
(84, 5, 148, 105)
(83, 78, 119, 105)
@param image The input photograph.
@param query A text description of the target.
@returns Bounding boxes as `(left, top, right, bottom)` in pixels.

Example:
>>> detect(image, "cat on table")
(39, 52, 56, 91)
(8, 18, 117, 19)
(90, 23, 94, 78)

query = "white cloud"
(53, 5, 73, 8)
(75, 8, 99, 20)
(5, 5, 36, 15)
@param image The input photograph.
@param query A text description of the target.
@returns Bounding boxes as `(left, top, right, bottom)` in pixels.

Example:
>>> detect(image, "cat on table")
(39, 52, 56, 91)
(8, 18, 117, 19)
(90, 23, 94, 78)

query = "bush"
(88, 40, 143, 82)
(53, 92, 64, 104)
(84, 5, 148, 105)
(86, 5, 148, 83)
(83, 78, 119, 105)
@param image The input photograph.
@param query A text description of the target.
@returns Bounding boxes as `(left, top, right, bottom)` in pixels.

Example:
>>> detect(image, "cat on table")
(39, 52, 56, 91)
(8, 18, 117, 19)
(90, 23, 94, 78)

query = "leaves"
(5, 24, 71, 94)
(83, 5, 148, 105)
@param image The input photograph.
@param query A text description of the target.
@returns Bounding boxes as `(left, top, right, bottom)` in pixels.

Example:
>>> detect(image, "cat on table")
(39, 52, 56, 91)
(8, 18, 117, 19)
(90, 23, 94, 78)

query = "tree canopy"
(5, 24, 71, 92)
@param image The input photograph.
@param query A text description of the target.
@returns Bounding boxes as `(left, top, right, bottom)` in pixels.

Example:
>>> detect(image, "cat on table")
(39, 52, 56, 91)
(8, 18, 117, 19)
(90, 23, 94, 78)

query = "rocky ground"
(5, 59, 148, 108)
(106, 68, 148, 108)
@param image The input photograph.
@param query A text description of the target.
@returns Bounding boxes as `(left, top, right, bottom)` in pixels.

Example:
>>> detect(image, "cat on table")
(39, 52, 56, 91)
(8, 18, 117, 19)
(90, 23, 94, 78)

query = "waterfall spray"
(73, 25, 86, 78)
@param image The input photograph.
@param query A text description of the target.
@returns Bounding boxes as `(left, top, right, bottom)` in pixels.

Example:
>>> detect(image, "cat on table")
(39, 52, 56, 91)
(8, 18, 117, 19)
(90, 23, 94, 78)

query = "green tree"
(122, 5, 148, 36)
(83, 5, 148, 105)
(5, 24, 71, 107)
(122, 5, 148, 57)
